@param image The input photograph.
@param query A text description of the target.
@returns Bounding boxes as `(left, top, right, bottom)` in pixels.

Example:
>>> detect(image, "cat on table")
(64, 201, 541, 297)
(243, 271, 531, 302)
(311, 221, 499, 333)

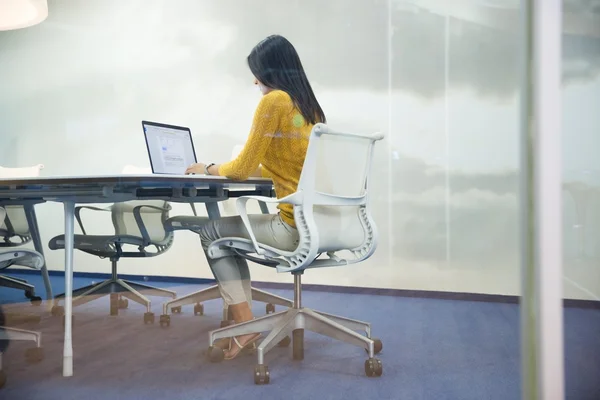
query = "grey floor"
(1, 273, 599, 400)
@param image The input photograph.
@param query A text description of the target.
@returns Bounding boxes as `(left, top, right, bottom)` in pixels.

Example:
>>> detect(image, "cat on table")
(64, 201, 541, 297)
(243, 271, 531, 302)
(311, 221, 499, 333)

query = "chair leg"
(302, 309, 376, 357)
(0, 327, 42, 347)
(0, 275, 34, 293)
(54, 280, 107, 300)
(120, 280, 176, 299)
(251, 288, 293, 308)
(0, 275, 27, 283)
(117, 280, 152, 312)
(162, 284, 221, 314)
(255, 310, 300, 365)
(0, 327, 44, 369)
(70, 280, 114, 308)
(313, 310, 371, 336)
(209, 310, 289, 345)
(52, 276, 167, 321)
(160, 285, 293, 327)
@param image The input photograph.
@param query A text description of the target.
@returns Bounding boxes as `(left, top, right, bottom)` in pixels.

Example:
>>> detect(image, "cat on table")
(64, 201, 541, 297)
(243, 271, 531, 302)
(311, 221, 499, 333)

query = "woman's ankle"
(228, 301, 254, 324)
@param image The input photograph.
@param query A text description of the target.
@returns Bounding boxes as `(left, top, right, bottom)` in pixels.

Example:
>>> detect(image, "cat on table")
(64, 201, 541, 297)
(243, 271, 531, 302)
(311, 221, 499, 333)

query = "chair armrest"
(75, 206, 112, 235)
(236, 193, 303, 208)
(132, 204, 171, 246)
(0, 250, 43, 270)
(234, 192, 303, 255)
(0, 251, 17, 265)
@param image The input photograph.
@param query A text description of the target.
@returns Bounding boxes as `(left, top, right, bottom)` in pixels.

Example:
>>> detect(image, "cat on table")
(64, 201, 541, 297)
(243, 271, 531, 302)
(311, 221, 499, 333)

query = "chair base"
(0, 326, 41, 347)
(207, 306, 382, 383)
(0, 326, 44, 388)
(159, 285, 293, 327)
(205, 274, 382, 384)
(0, 275, 42, 305)
(53, 277, 176, 322)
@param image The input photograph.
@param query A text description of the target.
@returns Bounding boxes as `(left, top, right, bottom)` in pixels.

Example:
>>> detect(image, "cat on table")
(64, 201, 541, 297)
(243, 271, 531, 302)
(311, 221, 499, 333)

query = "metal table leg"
(62, 201, 75, 377)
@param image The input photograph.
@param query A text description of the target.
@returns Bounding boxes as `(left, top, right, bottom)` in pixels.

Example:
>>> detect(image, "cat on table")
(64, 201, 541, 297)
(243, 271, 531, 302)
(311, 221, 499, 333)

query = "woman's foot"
(224, 333, 262, 360)
(221, 301, 261, 360)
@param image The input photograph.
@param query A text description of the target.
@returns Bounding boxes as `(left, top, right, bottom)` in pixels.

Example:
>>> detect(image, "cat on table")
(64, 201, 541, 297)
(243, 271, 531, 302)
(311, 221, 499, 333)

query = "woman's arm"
(185, 91, 285, 179)
(184, 162, 263, 177)
(217, 91, 284, 180)
(206, 164, 263, 177)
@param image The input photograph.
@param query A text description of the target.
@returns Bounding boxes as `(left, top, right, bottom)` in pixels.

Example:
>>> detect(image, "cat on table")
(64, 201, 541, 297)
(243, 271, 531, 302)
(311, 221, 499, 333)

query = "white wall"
(1, 0, 599, 300)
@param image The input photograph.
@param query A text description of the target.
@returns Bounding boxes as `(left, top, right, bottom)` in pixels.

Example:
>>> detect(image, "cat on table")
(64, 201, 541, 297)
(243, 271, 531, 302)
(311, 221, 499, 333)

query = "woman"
(185, 35, 326, 360)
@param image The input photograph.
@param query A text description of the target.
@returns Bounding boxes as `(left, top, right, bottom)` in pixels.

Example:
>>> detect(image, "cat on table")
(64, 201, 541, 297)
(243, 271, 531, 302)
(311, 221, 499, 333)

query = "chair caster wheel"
(220, 319, 234, 328)
(172, 306, 182, 314)
(143, 312, 155, 324)
(51, 305, 64, 317)
(159, 314, 170, 327)
(118, 298, 129, 309)
(29, 296, 43, 306)
(0, 370, 6, 389)
(24, 290, 35, 299)
(193, 303, 204, 316)
(206, 346, 224, 363)
(25, 347, 44, 364)
(254, 365, 270, 385)
(364, 358, 383, 377)
(365, 338, 383, 355)
(266, 303, 275, 314)
(278, 336, 291, 347)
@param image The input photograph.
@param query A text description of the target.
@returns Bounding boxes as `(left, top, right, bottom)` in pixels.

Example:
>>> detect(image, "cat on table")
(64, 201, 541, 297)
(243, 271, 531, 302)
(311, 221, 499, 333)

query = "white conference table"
(0, 174, 274, 377)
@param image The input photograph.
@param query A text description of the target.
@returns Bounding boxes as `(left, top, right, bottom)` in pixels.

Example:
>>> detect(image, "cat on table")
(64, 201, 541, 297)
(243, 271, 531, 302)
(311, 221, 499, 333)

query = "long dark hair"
(247, 35, 326, 125)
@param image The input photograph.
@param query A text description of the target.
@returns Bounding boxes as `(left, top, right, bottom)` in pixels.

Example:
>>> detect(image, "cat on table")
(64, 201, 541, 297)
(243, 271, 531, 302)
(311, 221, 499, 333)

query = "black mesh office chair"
(0, 207, 45, 389)
(49, 198, 177, 324)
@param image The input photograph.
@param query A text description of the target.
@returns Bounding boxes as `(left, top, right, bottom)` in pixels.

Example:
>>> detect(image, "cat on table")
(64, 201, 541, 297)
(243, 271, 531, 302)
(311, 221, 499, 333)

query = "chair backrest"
(113, 165, 172, 246)
(0, 164, 43, 241)
(294, 123, 383, 258)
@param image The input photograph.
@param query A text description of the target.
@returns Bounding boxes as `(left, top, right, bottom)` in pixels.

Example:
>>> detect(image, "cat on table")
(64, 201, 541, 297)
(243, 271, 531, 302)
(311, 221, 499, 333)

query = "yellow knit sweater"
(218, 90, 312, 227)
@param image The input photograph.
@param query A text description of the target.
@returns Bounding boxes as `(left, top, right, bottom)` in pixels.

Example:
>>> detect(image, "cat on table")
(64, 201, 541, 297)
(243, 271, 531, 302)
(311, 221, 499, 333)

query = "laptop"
(142, 120, 198, 175)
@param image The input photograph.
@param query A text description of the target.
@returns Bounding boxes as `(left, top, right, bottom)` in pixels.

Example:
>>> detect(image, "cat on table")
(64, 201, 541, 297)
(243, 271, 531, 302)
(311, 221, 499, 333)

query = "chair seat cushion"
(48, 234, 145, 253)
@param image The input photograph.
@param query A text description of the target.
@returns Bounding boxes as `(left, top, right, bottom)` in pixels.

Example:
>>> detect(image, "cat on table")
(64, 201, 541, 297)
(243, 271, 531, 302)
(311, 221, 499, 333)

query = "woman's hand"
(185, 163, 206, 175)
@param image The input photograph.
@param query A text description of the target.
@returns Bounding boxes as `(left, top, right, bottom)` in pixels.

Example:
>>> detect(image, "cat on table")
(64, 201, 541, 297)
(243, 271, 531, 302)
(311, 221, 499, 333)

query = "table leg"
(23, 203, 53, 300)
(258, 201, 269, 215)
(63, 201, 75, 377)
(205, 202, 221, 219)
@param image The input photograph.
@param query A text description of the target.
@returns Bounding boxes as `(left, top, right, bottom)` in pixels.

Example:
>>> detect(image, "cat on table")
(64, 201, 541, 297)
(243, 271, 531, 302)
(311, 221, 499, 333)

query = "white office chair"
(205, 123, 384, 384)
(48, 166, 177, 324)
(160, 146, 292, 328)
(0, 207, 45, 389)
(0, 164, 48, 304)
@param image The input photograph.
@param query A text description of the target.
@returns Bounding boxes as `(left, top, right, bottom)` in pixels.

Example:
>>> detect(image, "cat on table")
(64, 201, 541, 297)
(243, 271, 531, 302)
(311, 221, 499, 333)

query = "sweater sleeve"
(218, 91, 284, 180)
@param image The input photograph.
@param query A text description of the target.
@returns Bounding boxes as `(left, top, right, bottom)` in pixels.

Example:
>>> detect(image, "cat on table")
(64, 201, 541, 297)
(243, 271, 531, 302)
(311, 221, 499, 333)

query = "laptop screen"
(142, 121, 198, 175)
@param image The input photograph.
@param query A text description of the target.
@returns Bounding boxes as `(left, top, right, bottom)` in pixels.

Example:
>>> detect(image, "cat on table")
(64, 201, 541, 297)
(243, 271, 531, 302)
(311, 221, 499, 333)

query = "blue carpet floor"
(0, 272, 599, 400)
